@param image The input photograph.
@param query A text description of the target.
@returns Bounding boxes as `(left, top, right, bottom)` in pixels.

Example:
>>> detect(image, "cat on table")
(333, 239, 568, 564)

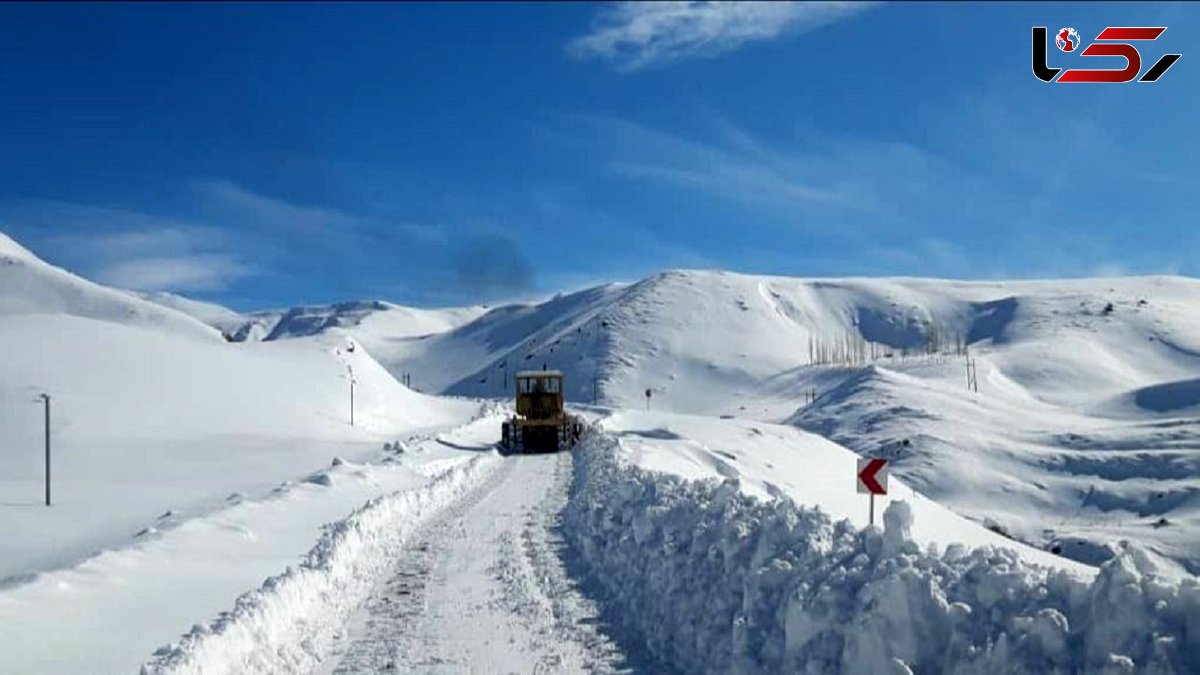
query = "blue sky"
(0, 2, 1196, 310)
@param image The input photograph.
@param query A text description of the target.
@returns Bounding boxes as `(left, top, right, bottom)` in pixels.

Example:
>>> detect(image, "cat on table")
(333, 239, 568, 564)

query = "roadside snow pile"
(142, 452, 499, 675)
(564, 434, 1200, 674)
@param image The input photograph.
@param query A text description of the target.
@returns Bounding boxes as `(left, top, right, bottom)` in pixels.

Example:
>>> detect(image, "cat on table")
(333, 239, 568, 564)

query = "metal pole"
(869, 493, 875, 527)
(348, 366, 355, 427)
(42, 394, 50, 506)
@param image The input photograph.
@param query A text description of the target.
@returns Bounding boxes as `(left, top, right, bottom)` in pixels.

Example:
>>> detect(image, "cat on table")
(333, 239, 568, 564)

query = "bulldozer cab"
(502, 370, 580, 454)
(514, 370, 563, 420)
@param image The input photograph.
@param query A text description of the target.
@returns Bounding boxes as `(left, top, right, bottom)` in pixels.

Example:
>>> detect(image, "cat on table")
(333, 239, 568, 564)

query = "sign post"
(644, 388, 652, 411)
(856, 457, 888, 525)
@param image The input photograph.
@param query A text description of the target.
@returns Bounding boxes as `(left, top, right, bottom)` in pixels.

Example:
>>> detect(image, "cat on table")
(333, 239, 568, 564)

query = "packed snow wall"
(142, 454, 498, 675)
(563, 434, 1200, 674)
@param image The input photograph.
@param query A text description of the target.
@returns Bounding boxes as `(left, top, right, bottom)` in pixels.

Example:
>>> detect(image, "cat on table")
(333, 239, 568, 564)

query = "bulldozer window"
(519, 378, 531, 393)
(546, 377, 560, 393)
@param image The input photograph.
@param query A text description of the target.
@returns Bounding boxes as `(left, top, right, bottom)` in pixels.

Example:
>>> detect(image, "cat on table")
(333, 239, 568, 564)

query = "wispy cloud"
(567, 1, 876, 71)
(1, 181, 506, 305)
(192, 179, 442, 244)
(560, 114, 1005, 237)
(574, 116, 864, 216)
(64, 225, 254, 293)
(96, 254, 249, 292)
(1, 201, 256, 292)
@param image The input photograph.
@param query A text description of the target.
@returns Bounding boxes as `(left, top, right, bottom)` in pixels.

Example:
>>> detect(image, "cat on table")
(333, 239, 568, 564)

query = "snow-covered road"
(323, 450, 628, 674)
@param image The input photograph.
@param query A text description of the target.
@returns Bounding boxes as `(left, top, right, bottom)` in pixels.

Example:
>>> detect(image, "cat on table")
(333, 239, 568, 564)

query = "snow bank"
(142, 452, 499, 675)
(564, 434, 1200, 674)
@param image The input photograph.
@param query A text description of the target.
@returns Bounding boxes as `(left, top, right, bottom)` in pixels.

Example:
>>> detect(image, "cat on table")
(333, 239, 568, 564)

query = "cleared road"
(322, 450, 628, 674)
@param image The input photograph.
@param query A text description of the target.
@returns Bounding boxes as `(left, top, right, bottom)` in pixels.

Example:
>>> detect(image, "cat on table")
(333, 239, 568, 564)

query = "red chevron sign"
(856, 458, 888, 495)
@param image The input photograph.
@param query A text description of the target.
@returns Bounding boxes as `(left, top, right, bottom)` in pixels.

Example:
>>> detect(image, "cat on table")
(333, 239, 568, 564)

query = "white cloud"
(96, 254, 250, 292)
(192, 179, 443, 244)
(577, 116, 862, 213)
(569, 115, 984, 230)
(568, 1, 876, 71)
(65, 225, 255, 292)
(193, 180, 346, 234)
(0, 200, 256, 292)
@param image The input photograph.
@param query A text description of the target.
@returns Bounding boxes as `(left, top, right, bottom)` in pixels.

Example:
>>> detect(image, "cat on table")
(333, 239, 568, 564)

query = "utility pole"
(348, 365, 355, 426)
(40, 394, 50, 506)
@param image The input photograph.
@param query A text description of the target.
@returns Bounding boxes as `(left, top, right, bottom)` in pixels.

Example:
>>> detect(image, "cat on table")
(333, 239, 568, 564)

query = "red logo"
(1033, 26, 1181, 83)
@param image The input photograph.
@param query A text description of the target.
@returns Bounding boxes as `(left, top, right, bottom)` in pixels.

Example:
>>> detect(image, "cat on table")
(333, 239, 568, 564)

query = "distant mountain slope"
(0, 232, 220, 341)
(425, 270, 1200, 411)
(97, 230, 1200, 571)
(247, 300, 487, 342)
(218, 267, 1200, 422)
(135, 290, 248, 335)
(280, 267, 1196, 571)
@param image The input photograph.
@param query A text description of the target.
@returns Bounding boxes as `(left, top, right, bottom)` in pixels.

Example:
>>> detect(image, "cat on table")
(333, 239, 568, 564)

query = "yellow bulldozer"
(501, 370, 582, 453)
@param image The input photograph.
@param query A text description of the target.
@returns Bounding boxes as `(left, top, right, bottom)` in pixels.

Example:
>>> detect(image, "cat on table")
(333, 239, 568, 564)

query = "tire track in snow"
(324, 451, 628, 674)
(143, 434, 501, 675)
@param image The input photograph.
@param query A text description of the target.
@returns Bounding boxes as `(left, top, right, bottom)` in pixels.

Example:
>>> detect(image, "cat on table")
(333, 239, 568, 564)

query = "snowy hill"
(2, 228, 1197, 673)
(240, 268, 1200, 572)
(0, 231, 221, 341)
(0, 232, 478, 581)
(13, 219, 1195, 573)
(135, 290, 249, 336)
(212, 299, 488, 344)
(379, 270, 1197, 409)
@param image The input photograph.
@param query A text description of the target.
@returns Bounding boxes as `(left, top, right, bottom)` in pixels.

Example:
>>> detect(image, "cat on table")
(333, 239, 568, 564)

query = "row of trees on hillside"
(807, 325, 969, 367)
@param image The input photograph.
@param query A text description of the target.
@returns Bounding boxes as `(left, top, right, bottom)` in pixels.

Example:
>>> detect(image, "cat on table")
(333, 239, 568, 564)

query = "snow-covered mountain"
(1, 231, 222, 341)
(205, 268, 1200, 573)
(138, 292, 488, 344)
(134, 290, 249, 336)
(2, 228, 1198, 673)
(10, 222, 1197, 572)
(0, 232, 476, 581)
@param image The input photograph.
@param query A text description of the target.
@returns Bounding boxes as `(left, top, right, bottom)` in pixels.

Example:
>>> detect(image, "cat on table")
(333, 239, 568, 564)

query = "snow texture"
(564, 432, 1200, 674)
(142, 453, 498, 675)
(222, 268, 1200, 571)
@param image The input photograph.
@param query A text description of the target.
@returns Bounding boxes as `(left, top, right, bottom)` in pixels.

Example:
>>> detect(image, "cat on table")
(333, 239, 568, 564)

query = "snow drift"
(142, 452, 499, 674)
(564, 433, 1200, 674)
(0, 231, 478, 581)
